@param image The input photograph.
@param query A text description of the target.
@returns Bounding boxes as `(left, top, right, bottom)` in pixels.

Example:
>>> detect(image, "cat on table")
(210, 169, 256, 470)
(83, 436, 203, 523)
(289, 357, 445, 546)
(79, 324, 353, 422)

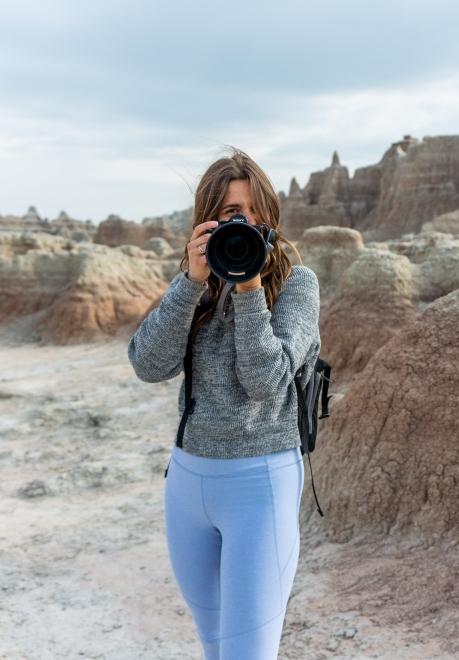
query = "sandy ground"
(0, 317, 457, 659)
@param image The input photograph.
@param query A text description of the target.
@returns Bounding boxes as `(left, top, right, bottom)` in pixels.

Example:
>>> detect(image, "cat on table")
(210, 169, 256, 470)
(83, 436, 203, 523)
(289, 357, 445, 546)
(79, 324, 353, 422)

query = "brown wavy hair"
(180, 146, 303, 338)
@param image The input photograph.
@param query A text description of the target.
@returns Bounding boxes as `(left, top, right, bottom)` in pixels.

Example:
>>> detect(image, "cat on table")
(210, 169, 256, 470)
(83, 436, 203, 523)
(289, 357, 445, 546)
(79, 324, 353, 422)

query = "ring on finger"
(198, 245, 205, 254)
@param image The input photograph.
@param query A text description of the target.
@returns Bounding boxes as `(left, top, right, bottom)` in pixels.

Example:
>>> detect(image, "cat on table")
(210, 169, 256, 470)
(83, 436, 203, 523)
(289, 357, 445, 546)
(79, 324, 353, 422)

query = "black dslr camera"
(204, 213, 277, 284)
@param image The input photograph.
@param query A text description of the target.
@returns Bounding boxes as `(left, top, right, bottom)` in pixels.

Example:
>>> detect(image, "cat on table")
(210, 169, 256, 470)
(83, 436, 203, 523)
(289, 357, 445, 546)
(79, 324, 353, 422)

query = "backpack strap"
(164, 295, 206, 476)
(307, 371, 322, 436)
(319, 362, 332, 419)
(163, 331, 195, 476)
(175, 331, 195, 449)
(165, 284, 233, 477)
(301, 444, 324, 517)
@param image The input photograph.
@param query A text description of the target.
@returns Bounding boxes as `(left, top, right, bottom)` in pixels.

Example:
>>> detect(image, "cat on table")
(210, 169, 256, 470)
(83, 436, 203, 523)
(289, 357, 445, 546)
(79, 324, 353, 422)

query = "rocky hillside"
(0, 232, 180, 344)
(280, 134, 459, 241)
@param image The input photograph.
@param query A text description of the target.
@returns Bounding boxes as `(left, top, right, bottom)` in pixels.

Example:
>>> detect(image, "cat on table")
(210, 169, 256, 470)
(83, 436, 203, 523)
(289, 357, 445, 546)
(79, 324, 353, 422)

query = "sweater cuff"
(230, 286, 267, 314)
(173, 271, 209, 304)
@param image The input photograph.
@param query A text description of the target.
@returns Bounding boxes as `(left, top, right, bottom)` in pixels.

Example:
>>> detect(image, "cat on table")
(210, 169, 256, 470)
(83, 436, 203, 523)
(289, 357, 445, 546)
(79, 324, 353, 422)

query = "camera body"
(204, 213, 276, 283)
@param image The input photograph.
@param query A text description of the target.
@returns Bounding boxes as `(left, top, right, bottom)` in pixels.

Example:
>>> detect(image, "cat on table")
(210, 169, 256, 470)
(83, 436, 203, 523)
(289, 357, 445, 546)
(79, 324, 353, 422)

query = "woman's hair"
(181, 146, 303, 338)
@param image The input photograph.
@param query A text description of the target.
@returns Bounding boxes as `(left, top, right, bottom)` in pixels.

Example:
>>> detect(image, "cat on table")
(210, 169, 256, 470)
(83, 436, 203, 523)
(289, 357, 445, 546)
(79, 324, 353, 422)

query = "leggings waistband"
(170, 444, 302, 477)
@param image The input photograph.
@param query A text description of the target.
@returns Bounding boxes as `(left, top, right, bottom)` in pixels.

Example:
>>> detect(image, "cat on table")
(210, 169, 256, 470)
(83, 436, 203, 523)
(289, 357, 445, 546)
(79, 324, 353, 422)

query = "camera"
(204, 213, 276, 284)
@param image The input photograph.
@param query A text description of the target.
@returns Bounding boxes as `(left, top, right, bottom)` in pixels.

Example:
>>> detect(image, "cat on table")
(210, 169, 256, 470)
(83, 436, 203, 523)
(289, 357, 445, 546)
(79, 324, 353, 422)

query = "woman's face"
(219, 179, 259, 225)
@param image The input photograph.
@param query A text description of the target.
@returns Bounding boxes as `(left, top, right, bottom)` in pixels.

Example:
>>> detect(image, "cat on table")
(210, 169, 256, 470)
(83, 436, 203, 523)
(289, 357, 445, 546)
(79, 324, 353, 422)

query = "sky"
(1, 0, 459, 224)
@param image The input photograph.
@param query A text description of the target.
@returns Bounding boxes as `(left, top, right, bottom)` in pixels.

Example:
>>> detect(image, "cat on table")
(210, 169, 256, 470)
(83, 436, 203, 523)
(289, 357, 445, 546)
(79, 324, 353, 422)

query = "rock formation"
(291, 225, 459, 546)
(303, 289, 459, 545)
(280, 134, 459, 241)
(49, 212, 96, 242)
(23, 205, 42, 223)
(431, 208, 459, 235)
(94, 215, 147, 248)
(142, 206, 193, 235)
(0, 232, 174, 344)
(0, 207, 97, 241)
(94, 215, 188, 250)
(297, 226, 459, 384)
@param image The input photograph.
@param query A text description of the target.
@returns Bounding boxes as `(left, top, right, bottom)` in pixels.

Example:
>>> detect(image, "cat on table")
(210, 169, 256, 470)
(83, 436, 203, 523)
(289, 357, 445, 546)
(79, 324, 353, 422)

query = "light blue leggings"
(164, 443, 305, 660)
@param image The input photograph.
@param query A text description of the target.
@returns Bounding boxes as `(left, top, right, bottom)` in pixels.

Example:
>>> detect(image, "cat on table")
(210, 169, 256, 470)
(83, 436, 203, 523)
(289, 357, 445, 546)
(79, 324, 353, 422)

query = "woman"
(127, 148, 321, 659)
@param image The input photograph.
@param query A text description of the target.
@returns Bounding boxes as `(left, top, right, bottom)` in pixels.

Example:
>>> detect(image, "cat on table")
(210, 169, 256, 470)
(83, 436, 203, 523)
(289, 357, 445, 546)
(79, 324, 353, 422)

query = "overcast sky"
(1, 0, 459, 224)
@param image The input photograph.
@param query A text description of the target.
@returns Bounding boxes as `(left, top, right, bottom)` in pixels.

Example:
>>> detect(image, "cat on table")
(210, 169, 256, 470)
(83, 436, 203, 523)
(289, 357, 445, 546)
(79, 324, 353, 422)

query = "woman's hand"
(235, 274, 262, 293)
(187, 220, 219, 283)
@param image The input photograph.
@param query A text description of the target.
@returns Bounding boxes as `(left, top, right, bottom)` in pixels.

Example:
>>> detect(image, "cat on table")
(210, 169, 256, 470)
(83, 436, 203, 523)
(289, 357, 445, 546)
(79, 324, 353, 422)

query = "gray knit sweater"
(127, 265, 321, 458)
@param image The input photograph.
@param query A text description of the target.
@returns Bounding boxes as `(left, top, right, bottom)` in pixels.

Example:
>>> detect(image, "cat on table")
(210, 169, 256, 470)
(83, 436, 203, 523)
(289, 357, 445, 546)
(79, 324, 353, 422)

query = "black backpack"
(294, 357, 332, 516)
(164, 283, 332, 517)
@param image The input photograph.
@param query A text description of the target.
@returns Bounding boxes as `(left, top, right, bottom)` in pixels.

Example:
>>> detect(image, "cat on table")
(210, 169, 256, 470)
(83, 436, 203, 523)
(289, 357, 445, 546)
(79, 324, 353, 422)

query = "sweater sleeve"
(127, 271, 208, 383)
(230, 266, 320, 401)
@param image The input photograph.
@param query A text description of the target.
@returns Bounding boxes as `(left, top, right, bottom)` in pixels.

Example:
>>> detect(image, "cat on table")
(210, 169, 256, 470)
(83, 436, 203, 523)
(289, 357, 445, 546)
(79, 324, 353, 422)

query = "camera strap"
(216, 281, 236, 323)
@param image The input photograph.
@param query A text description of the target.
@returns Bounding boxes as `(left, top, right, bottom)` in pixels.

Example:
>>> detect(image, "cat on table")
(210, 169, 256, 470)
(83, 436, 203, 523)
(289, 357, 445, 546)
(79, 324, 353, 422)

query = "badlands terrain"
(1, 134, 458, 658)
(0, 223, 458, 659)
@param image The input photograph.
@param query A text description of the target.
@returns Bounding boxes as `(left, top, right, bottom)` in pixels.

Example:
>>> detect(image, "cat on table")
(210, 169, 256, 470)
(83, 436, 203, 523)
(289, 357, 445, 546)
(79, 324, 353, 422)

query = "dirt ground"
(0, 317, 457, 659)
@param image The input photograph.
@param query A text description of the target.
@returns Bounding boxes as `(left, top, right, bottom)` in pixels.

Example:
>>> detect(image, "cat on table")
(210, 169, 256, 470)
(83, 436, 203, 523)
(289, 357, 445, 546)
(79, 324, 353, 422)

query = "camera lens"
(224, 235, 250, 262)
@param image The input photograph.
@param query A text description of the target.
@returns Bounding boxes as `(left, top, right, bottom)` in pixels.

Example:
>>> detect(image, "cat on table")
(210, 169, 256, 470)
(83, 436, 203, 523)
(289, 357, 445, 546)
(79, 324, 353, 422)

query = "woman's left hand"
(235, 274, 262, 293)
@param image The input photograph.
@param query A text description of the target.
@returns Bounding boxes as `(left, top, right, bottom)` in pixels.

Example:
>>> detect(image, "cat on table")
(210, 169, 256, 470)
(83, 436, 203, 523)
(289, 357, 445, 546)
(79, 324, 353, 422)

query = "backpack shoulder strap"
(164, 301, 204, 477)
(303, 447, 325, 517)
(319, 360, 332, 419)
(175, 332, 195, 448)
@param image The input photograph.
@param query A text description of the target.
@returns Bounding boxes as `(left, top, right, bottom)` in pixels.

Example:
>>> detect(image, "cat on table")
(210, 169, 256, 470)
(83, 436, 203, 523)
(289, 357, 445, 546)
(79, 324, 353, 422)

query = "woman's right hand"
(187, 220, 219, 283)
